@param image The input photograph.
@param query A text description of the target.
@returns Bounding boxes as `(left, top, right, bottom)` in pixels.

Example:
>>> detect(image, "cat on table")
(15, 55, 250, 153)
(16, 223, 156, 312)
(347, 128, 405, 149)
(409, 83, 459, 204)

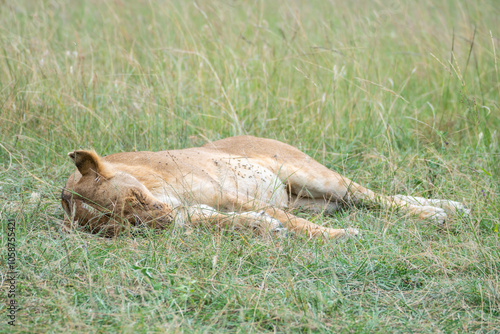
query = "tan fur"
(61, 136, 469, 238)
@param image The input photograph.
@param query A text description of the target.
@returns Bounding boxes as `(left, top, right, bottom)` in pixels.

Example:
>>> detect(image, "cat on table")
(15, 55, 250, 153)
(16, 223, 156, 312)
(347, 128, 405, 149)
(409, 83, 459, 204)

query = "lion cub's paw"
(328, 227, 360, 239)
(248, 210, 287, 237)
(272, 226, 288, 238)
(417, 206, 447, 225)
(441, 200, 471, 216)
(344, 227, 360, 238)
(396, 195, 471, 217)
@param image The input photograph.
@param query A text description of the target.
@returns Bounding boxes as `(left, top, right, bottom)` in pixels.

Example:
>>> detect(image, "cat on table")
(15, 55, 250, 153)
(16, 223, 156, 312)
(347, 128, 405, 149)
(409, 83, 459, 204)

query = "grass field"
(1, 0, 499, 332)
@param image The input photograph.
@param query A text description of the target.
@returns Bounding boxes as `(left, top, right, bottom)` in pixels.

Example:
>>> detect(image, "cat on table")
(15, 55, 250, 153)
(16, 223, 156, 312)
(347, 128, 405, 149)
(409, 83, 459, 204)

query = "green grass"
(1, 0, 499, 332)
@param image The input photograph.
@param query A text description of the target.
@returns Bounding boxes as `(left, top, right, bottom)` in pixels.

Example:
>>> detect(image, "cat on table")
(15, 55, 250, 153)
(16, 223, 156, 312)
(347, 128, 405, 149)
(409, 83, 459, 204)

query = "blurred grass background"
(0, 0, 499, 332)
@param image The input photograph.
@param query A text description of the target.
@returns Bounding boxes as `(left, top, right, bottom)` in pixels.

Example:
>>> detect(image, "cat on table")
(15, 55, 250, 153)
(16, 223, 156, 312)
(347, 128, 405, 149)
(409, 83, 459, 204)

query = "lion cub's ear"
(68, 150, 115, 178)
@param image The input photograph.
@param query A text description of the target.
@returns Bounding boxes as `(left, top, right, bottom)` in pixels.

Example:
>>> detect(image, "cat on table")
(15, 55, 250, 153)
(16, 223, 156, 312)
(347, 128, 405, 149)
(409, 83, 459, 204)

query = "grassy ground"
(1, 0, 499, 332)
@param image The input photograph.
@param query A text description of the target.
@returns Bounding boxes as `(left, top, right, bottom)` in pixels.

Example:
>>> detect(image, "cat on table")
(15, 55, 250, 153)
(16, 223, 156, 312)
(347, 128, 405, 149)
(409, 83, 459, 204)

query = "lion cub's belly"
(217, 157, 288, 207)
(151, 155, 288, 210)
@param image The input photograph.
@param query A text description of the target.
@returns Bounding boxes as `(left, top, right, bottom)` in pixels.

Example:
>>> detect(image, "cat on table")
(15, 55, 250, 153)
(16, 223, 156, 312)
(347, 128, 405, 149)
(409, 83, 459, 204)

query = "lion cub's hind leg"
(282, 162, 453, 225)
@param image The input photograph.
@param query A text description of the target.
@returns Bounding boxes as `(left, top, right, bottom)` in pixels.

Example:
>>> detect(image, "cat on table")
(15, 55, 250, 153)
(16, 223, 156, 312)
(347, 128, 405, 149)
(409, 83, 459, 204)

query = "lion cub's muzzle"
(61, 189, 174, 236)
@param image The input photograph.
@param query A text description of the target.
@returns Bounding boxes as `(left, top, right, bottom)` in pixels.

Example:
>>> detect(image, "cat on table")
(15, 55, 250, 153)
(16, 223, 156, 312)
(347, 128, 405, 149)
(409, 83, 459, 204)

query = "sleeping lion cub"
(61, 136, 468, 238)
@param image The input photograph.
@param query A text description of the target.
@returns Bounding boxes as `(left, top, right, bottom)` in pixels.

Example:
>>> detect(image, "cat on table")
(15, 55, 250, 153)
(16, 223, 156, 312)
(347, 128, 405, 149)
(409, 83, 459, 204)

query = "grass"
(0, 0, 499, 332)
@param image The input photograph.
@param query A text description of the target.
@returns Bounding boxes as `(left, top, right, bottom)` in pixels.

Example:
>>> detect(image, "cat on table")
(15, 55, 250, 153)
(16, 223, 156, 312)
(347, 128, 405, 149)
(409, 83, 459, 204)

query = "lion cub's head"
(61, 150, 173, 236)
